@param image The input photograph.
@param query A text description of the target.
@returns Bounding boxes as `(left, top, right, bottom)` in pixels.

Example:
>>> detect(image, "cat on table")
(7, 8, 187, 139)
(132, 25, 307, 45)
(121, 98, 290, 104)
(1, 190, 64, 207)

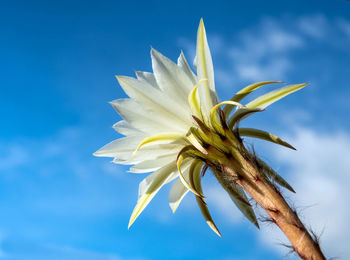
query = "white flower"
(94, 19, 307, 236)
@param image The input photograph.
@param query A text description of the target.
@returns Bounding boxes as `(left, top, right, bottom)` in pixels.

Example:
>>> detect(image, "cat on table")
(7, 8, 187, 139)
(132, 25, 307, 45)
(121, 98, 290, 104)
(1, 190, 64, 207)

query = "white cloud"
(227, 18, 304, 83)
(176, 15, 350, 258)
(0, 144, 28, 171)
(206, 185, 243, 224)
(177, 37, 196, 61)
(234, 57, 291, 82)
(0, 126, 116, 178)
(178, 16, 305, 89)
(337, 18, 350, 39)
(297, 14, 329, 39)
(178, 14, 350, 97)
(258, 127, 350, 259)
(192, 126, 350, 259)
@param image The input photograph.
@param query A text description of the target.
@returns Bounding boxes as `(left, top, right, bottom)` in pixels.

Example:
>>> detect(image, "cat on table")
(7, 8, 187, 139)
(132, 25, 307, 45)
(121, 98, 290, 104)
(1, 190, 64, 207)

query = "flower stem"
(217, 152, 326, 260)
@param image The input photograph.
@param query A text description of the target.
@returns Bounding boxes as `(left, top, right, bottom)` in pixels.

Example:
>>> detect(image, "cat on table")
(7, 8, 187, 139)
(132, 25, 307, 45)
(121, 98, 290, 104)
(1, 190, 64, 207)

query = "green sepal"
(238, 128, 296, 150)
(246, 83, 308, 109)
(223, 81, 283, 116)
(255, 157, 295, 193)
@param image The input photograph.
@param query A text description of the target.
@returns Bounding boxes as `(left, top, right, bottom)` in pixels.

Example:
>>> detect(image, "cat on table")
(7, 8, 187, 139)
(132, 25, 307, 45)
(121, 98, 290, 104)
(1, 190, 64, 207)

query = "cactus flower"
(94, 19, 307, 237)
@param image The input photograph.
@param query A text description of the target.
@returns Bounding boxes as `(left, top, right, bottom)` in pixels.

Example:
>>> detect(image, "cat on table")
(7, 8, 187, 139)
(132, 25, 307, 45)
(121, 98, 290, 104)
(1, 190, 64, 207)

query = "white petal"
(196, 19, 215, 92)
(93, 136, 145, 158)
(112, 120, 143, 136)
(129, 163, 178, 228)
(129, 153, 177, 173)
(193, 55, 198, 71)
(168, 173, 189, 213)
(196, 19, 218, 121)
(177, 51, 197, 86)
(135, 71, 159, 89)
(151, 48, 194, 105)
(114, 143, 183, 164)
(116, 76, 192, 127)
(110, 98, 188, 134)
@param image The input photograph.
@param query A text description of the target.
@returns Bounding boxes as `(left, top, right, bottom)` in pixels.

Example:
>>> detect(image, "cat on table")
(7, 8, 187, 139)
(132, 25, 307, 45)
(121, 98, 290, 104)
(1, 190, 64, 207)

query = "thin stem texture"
(216, 153, 326, 260)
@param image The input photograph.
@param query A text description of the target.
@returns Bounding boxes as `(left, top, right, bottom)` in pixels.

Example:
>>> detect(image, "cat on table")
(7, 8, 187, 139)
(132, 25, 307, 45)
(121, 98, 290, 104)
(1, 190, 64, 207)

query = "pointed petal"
(238, 128, 296, 150)
(116, 76, 192, 127)
(114, 143, 181, 165)
(135, 71, 159, 89)
(151, 48, 194, 104)
(169, 175, 189, 213)
(196, 19, 215, 92)
(129, 153, 177, 173)
(110, 98, 188, 134)
(112, 120, 142, 136)
(93, 136, 145, 158)
(129, 163, 178, 228)
(246, 83, 308, 109)
(177, 51, 197, 85)
(223, 81, 283, 116)
(196, 19, 218, 121)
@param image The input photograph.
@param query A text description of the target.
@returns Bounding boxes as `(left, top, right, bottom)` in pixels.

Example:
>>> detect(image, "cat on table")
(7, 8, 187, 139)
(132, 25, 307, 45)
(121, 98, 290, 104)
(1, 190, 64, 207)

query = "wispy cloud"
(205, 185, 243, 224)
(178, 14, 350, 99)
(297, 14, 329, 39)
(336, 18, 350, 39)
(176, 15, 350, 258)
(0, 144, 28, 171)
(228, 17, 304, 82)
(256, 127, 350, 259)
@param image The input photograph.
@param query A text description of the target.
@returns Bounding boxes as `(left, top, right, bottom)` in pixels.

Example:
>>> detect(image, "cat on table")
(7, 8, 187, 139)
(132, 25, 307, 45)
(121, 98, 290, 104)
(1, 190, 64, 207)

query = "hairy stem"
(216, 152, 326, 260)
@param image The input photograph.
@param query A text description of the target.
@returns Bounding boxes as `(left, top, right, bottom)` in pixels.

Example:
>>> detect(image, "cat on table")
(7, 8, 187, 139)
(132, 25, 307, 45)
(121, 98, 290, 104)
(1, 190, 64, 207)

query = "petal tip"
(128, 215, 136, 229)
(92, 150, 103, 157)
(207, 221, 222, 237)
(169, 203, 178, 213)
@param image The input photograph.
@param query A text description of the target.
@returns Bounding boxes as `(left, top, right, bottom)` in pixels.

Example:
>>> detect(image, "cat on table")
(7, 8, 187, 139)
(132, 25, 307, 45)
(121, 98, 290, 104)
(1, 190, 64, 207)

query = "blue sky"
(1, 0, 350, 259)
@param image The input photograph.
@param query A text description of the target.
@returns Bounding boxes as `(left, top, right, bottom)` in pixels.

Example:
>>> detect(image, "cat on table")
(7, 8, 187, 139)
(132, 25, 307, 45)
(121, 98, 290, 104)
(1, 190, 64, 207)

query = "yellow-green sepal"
(223, 81, 283, 116)
(189, 161, 222, 237)
(238, 128, 296, 150)
(256, 157, 295, 193)
(246, 83, 308, 109)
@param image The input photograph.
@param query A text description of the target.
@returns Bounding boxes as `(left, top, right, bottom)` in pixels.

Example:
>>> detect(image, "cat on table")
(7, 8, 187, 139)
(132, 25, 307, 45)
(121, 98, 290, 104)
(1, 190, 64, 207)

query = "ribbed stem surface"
(217, 154, 326, 260)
